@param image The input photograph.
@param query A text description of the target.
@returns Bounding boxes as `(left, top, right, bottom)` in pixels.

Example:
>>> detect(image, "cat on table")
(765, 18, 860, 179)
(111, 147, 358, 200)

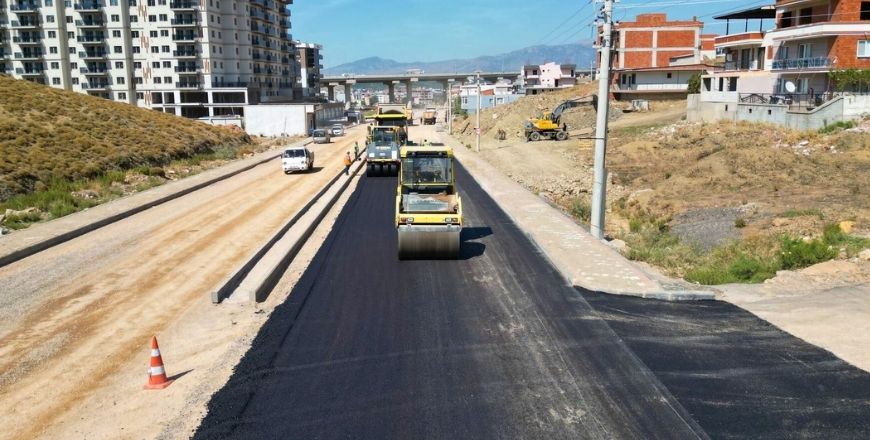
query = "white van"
(282, 146, 314, 174)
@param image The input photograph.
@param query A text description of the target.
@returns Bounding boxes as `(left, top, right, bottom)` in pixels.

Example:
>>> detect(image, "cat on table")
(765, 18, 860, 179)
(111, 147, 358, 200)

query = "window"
(110, 0, 118, 5)
(160, 30, 169, 37)
(798, 43, 812, 59)
(154, 77, 162, 84)
(777, 46, 789, 60)
(50, 47, 58, 54)
(152, 61, 161, 68)
(859, 40, 870, 58)
(135, 77, 143, 84)
(117, 76, 126, 84)
(46, 0, 53, 5)
(52, 77, 61, 85)
(118, 92, 127, 100)
(134, 62, 142, 68)
(137, 92, 144, 100)
(111, 14, 120, 22)
(114, 46, 123, 53)
(113, 30, 121, 37)
(47, 15, 55, 23)
(150, 31, 158, 38)
(130, 16, 138, 22)
(162, 45, 170, 53)
(51, 62, 59, 69)
(147, 0, 155, 5)
(666, 72, 672, 79)
(164, 76, 172, 83)
(151, 46, 160, 54)
(72, 78, 79, 85)
(71, 62, 77, 69)
(131, 31, 139, 38)
(163, 61, 171, 68)
(159, 14, 167, 21)
(799, 8, 812, 25)
(48, 31, 57, 38)
(132, 46, 141, 54)
(116, 61, 124, 68)
(781, 11, 793, 28)
(862, 2, 870, 20)
(798, 78, 808, 93)
(149, 15, 157, 22)
(66, 16, 73, 23)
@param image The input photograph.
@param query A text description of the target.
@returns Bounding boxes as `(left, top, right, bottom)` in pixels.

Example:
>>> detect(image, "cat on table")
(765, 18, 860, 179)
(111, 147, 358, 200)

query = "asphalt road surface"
(195, 165, 870, 439)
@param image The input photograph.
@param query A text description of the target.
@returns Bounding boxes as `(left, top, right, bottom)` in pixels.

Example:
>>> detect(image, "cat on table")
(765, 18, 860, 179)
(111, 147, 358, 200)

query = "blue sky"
(291, 0, 772, 68)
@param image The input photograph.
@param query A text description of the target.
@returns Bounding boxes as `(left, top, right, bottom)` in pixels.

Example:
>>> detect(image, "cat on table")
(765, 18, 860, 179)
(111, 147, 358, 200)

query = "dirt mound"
(453, 82, 621, 141)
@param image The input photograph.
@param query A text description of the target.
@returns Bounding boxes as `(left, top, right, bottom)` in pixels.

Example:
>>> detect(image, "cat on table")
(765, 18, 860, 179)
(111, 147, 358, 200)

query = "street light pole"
(590, 0, 614, 240)
(476, 71, 481, 153)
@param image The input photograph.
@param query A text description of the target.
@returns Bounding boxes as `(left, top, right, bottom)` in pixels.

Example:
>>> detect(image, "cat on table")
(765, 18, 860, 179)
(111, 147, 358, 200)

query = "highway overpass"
(320, 71, 520, 102)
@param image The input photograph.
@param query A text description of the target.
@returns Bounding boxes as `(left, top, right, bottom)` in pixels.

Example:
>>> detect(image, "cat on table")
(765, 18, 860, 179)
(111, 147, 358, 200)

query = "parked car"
(330, 124, 345, 136)
(282, 146, 314, 174)
(312, 129, 330, 144)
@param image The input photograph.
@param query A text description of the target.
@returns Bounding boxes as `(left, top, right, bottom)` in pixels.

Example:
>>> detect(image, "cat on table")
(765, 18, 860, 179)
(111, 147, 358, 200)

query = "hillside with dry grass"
(0, 75, 253, 200)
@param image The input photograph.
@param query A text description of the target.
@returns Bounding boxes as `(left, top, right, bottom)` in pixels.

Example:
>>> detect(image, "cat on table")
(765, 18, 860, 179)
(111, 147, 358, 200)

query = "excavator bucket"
(397, 225, 461, 260)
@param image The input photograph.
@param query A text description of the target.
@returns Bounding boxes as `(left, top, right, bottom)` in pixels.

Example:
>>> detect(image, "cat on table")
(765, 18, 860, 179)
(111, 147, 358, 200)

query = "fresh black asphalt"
(194, 165, 870, 439)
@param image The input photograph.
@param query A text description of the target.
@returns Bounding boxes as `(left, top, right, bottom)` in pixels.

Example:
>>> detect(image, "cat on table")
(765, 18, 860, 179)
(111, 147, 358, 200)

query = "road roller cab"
(396, 145, 462, 260)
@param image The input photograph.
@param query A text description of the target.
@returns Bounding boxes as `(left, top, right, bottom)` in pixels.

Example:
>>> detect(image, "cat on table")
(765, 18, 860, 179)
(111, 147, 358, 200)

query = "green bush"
(571, 198, 591, 223)
(818, 120, 856, 134)
(734, 217, 747, 228)
(779, 236, 836, 269)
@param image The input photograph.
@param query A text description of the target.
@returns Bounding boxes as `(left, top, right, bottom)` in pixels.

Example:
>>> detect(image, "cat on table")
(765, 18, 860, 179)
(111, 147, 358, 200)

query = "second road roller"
(396, 145, 462, 259)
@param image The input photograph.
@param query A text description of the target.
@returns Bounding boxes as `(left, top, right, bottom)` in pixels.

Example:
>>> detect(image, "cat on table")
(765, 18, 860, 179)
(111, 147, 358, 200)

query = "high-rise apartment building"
(294, 40, 320, 99)
(0, 0, 298, 117)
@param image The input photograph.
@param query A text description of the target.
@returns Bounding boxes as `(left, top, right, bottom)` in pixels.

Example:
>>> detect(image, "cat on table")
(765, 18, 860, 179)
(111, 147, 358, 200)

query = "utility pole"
(476, 71, 481, 153)
(590, 0, 614, 240)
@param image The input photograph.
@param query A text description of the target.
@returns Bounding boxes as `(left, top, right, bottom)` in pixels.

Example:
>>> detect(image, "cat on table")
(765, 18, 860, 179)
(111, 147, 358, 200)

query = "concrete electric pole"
(590, 0, 614, 240)
(476, 71, 481, 153)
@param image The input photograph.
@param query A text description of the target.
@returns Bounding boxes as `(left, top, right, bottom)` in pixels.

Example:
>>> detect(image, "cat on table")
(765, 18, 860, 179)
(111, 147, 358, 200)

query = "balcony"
(12, 36, 42, 45)
(14, 51, 43, 60)
(767, 22, 867, 42)
(80, 66, 109, 75)
(174, 65, 199, 73)
(212, 82, 248, 88)
(82, 82, 111, 89)
(714, 32, 764, 49)
(771, 56, 831, 71)
(172, 48, 199, 57)
(76, 19, 106, 28)
(9, 4, 40, 13)
(10, 20, 40, 29)
(172, 33, 198, 42)
(170, 18, 198, 26)
(176, 81, 202, 89)
(16, 68, 45, 76)
(77, 35, 107, 44)
(80, 50, 108, 59)
(74, 2, 104, 12)
(170, 1, 199, 10)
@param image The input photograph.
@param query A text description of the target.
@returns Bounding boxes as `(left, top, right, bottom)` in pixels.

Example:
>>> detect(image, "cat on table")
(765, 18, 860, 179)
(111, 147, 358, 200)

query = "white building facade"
(0, 0, 299, 117)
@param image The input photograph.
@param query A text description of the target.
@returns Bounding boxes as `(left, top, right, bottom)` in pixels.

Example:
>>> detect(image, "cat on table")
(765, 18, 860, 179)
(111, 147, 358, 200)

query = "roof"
(400, 145, 454, 158)
(713, 5, 776, 20)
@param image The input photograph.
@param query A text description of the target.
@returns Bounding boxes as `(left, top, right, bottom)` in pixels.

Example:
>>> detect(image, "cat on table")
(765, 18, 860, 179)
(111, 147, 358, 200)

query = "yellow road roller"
(396, 145, 462, 259)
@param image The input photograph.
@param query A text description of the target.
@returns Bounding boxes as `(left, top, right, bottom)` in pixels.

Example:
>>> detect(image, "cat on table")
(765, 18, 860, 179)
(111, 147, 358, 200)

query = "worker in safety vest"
(343, 152, 353, 175)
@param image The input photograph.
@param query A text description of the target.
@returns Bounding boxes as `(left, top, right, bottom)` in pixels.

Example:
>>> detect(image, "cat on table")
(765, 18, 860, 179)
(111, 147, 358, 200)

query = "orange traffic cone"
(144, 336, 173, 390)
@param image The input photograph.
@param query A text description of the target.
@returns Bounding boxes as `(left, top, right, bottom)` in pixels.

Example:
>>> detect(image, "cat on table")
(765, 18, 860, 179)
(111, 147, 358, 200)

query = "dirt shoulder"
(0, 129, 366, 439)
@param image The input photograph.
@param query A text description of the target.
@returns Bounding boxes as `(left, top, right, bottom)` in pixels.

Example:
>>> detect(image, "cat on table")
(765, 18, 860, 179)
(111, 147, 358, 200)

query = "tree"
(828, 69, 870, 92)
(452, 96, 467, 117)
(687, 72, 701, 94)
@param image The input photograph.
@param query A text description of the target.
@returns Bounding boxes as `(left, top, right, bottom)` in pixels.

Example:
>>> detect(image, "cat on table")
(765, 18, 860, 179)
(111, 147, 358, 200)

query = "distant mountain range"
(322, 43, 596, 76)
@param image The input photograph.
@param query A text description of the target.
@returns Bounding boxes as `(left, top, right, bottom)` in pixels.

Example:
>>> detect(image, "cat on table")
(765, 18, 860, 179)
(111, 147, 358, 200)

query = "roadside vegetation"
(0, 75, 261, 230)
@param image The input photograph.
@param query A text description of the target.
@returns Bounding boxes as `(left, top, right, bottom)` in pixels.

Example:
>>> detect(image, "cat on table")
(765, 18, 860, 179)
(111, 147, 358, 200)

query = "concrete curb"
(213, 154, 366, 304)
(439, 134, 715, 302)
(0, 138, 312, 269)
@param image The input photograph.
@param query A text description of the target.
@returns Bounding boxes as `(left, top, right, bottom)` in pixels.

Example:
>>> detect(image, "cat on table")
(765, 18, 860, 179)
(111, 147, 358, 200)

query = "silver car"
(312, 129, 330, 144)
(330, 124, 345, 136)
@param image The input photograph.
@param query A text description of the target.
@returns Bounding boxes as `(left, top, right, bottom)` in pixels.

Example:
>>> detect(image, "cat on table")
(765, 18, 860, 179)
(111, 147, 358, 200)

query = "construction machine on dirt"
(396, 145, 462, 260)
(422, 107, 438, 125)
(524, 95, 596, 142)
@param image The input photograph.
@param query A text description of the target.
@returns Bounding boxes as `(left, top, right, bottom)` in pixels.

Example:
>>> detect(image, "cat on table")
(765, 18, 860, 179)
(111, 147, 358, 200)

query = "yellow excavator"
(524, 95, 597, 142)
(396, 145, 462, 259)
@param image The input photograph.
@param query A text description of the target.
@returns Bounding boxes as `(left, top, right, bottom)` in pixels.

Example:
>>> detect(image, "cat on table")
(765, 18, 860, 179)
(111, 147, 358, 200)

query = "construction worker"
(343, 151, 353, 175)
(353, 141, 359, 159)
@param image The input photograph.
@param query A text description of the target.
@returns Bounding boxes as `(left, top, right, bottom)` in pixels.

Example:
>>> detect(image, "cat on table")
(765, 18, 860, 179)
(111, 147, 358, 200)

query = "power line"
(538, 5, 589, 44)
